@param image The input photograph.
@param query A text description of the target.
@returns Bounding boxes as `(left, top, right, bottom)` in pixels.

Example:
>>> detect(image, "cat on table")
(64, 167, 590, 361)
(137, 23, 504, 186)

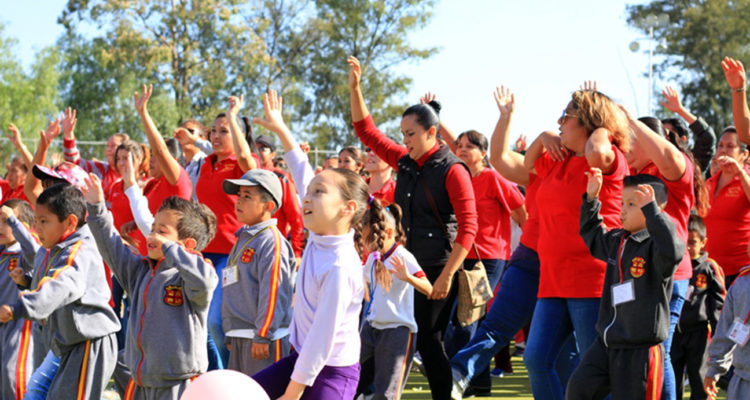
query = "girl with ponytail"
(357, 199, 432, 400)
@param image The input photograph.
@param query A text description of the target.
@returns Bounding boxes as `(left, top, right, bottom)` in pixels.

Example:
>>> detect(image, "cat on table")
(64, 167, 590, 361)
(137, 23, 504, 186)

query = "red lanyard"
(617, 235, 628, 283)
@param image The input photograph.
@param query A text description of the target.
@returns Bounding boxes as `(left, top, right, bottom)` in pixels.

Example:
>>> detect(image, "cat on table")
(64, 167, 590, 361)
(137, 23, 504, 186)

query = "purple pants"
(252, 351, 360, 399)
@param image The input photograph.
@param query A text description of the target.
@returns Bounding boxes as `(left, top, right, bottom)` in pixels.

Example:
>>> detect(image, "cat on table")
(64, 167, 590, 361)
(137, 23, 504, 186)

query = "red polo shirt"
(520, 174, 540, 251)
(535, 148, 628, 298)
(196, 154, 245, 254)
(371, 177, 396, 207)
(107, 179, 148, 254)
(144, 168, 192, 215)
(705, 166, 750, 276)
(467, 168, 524, 260)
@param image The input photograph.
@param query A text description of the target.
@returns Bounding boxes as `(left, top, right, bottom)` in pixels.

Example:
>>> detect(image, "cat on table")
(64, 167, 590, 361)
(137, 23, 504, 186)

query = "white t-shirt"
(364, 244, 423, 333)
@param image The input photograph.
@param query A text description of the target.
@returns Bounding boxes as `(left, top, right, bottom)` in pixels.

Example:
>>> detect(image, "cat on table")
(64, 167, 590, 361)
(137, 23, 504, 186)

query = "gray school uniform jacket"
(706, 270, 750, 382)
(580, 195, 684, 349)
(0, 242, 29, 304)
(221, 219, 295, 344)
(86, 202, 218, 388)
(8, 217, 121, 356)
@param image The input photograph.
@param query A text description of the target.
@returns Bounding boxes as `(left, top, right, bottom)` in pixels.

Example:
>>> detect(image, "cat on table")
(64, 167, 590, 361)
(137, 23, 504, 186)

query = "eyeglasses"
(364, 147, 372, 153)
(559, 109, 579, 124)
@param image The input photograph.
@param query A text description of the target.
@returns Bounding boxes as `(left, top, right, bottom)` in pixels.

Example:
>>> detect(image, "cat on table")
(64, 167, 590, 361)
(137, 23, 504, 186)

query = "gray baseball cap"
(223, 169, 283, 210)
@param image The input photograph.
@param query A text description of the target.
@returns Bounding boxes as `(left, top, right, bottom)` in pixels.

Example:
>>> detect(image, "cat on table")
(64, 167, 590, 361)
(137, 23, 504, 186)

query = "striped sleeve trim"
(258, 228, 282, 338)
(29, 241, 83, 293)
(707, 258, 726, 295)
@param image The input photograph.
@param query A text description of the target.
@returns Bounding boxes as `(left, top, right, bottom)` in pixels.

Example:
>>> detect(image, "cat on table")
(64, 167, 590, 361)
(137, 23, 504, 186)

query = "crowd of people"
(0, 55, 749, 400)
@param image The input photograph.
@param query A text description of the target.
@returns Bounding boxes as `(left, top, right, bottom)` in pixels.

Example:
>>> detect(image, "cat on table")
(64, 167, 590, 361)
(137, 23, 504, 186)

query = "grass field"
(400, 352, 728, 399)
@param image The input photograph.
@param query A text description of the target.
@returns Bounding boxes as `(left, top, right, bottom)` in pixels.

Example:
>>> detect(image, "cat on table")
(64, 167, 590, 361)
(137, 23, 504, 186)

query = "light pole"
(630, 14, 669, 115)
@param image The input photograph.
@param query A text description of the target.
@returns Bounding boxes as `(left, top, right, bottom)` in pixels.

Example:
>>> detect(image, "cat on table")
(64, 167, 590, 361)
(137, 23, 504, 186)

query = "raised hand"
(253, 89, 288, 136)
(347, 56, 361, 89)
(420, 92, 437, 105)
(228, 95, 244, 118)
(722, 56, 747, 90)
(81, 173, 105, 204)
(660, 86, 684, 113)
(0, 205, 14, 222)
(633, 184, 656, 208)
(515, 134, 527, 152)
(134, 84, 153, 115)
(173, 127, 200, 145)
(585, 167, 603, 200)
(389, 255, 409, 282)
(61, 107, 77, 139)
(39, 118, 61, 149)
(121, 152, 138, 190)
(493, 85, 515, 115)
(7, 124, 22, 148)
(580, 80, 598, 91)
(299, 142, 310, 154)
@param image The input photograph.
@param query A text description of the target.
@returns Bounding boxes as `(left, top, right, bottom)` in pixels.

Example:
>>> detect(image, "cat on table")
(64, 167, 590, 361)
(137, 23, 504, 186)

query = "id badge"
(728, 318, 750, 347)
(685, 285, 694, 302)
(222, 265, 239, 287)
(612, 280, 635, 306)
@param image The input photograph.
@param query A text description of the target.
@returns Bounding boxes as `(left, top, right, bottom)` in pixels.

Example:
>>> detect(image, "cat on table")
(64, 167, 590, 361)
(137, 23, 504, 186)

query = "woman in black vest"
(348, 56, 478, 400)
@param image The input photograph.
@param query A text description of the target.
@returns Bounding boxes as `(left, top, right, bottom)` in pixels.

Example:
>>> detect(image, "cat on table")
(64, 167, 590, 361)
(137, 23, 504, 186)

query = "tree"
(0, 23, 60, 167)
(627, 0, 750, 130)
(57, 0, 437, 149)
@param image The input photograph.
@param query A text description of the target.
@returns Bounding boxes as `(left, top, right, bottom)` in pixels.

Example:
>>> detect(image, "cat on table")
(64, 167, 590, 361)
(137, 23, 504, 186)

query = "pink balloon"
(180, 370, 270, 400)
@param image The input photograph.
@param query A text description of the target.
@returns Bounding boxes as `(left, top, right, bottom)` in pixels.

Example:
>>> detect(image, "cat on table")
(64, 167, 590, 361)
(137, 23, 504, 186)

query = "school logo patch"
(695, 273, 708, 290)
(163, 285, 184, 307)
(7, 258, 18, 271)
(241, 248, 255, 264)
(630, 257, 646, 278)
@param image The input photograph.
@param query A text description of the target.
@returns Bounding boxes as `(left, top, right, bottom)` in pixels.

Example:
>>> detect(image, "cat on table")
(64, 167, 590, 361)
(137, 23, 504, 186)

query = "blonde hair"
(572, 90, 631, 154)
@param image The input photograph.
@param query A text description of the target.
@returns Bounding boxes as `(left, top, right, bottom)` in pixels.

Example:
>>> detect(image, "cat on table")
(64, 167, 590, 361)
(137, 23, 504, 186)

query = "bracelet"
(733, 86, 746, 92)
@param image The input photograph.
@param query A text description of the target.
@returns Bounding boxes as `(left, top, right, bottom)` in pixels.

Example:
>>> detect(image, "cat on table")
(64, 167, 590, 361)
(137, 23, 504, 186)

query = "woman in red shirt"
(523, 89, 630, 399)
(349, 56, 478, 400)
(195, 95, 258, 368)
(364, 148, 395, 206)
(705, 128, 750, 283)
(338, 146, 365, 174)
(108, 140, 150, 253)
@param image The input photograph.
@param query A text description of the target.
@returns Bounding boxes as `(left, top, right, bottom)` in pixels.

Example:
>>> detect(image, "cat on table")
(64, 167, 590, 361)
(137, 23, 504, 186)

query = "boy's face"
(0, 209, 16, 246)
(147, 210, 182, 260)
(235, 186, 273, 226)
(620, 186, 648, 233)
(34, 204, 75, 249)
(687, 231, 707, 260)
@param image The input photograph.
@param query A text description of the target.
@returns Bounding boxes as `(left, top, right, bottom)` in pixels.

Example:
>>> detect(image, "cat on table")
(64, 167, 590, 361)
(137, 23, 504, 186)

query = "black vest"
(394, 145, 467, 267)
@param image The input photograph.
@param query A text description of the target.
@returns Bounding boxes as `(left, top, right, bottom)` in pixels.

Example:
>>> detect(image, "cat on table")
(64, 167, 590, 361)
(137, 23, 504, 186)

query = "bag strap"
(418, 173, 482, 261)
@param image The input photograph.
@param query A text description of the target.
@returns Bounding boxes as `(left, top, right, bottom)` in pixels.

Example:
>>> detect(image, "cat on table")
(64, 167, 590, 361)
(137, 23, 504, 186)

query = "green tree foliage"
(627, 0, 750, 129)
(57, 0, 436, 149)
(0, 23, 60, 166)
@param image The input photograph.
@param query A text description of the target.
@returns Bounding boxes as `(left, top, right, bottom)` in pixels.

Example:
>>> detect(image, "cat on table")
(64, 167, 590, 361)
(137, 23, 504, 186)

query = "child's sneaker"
(489, 368, 505, 378)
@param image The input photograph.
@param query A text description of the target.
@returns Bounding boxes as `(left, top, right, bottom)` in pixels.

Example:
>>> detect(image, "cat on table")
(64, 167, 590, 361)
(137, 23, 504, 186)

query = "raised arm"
(24, 119, 61, 205)
(134, 84, 183, 185)
(226, 95, 257, 172)
(524, 131, 564, 173)
(420, 92, 457, 152)
(348, 56, 370, 123)
(723, 56, 750, 145)
(585, 129, 617, 173)
(621, 105, 686, 181)
(7, 124, 32, 167)
(489, 86, 529, 185)
(661, 86, 697, 125)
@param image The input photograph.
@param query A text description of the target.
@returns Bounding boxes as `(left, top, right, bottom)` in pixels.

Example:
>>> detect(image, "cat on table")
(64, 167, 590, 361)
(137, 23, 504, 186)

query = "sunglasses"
(559, 109, 579, 124)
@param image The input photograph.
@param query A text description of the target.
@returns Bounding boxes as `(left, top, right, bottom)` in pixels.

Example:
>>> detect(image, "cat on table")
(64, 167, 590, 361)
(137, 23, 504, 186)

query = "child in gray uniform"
(704, 263, 750, 399)
(82, 173, 219, 400)
(221, 169, 295, 375)
(0, 199, 35, 400)
(0, 183, 121, 400)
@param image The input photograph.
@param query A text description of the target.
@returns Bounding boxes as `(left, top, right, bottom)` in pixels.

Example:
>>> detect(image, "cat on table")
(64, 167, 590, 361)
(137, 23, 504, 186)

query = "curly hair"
(571, 90, 631, 154)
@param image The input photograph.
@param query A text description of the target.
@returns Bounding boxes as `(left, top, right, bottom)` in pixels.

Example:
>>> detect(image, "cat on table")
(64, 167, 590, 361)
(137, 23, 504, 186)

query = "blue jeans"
(444, 258, 507, 359)
(663, 279, 688, 400)
(524, 297, 600, 400)
(24, 350, 60, 400)
(204, 252, 229, 369)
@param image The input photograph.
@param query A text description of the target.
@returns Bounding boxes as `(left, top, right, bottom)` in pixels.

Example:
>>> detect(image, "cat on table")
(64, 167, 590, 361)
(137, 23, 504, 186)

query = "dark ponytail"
(215, 113, 260, 161)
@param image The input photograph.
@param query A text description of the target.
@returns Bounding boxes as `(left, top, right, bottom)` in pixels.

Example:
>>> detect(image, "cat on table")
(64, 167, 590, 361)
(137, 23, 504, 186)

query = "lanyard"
(227, 226, 271, 266)
(363, 243, 399, 321)
(617, 235, 628, 283)
(36, 247, 65, 283)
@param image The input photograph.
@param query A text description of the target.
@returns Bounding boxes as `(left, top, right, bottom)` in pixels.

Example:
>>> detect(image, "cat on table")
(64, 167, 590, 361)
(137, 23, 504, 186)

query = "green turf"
(401, 352, 728, 399)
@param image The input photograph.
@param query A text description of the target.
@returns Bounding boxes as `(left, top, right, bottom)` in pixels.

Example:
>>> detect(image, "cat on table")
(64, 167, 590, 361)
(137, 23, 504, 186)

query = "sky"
(3, 0, 665, 146)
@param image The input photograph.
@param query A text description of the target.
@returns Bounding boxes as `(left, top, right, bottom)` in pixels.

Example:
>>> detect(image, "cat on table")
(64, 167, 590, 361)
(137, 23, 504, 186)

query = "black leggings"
(414, 264, 458, 400)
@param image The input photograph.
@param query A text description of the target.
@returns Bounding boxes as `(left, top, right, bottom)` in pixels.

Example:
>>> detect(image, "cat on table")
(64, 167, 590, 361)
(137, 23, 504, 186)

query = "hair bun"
(427, 100, 442, 115)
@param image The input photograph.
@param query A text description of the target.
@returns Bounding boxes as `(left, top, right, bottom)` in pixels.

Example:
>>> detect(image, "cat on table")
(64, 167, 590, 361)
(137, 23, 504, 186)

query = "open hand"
(493, 85, 515, 115)
(228, 95, 244, 118)
(134, 84, 153, 115)
(61, 107, 77, 139)
(81, 173, 105, 204)
(173, 127, 200, 145)
(660, 86, 684, 113)
(515, 134, 527, 152)
(8, 124, 22, 148)
(39, 118, 61, 149)
(722, 56, 746, 90)
(580, 80, 598, 91)
(585, 168, 603, 200)
(420, 92, 437, 105)
(253, 90, 289, 136)
(389, 255, 409, 282)
(540, 131, 567, 161)
(347, 56, 361, 89)
(0, 205, 14, 222)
